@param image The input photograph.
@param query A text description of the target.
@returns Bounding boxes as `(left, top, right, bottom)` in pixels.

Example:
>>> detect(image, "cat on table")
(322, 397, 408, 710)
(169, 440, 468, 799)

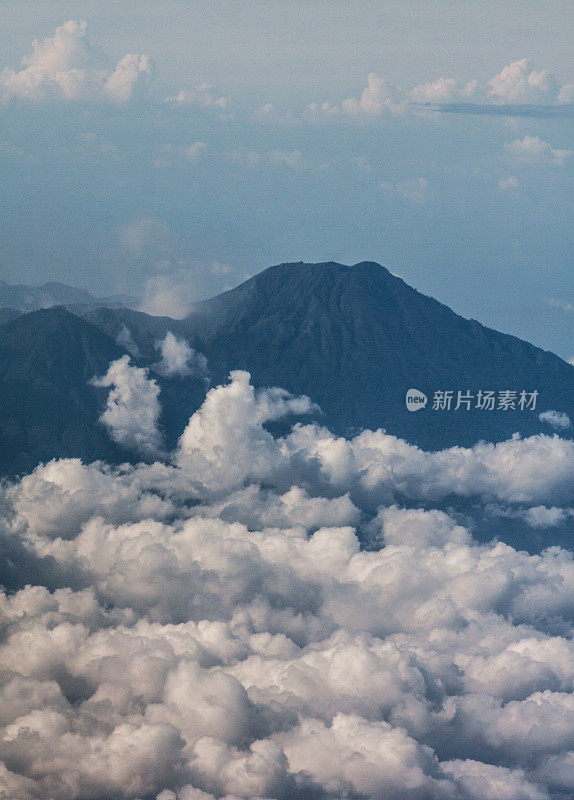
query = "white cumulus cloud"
(410, 77, 478, 103)
(505, 135, 571, 165)
(488, 59, 561, 104)
(91, 355, 163, 457)
(341, 73, 406, 116)
(1, 20, 153, 103)
(155, 332, 209, 381)
(165, 83, 228, 109)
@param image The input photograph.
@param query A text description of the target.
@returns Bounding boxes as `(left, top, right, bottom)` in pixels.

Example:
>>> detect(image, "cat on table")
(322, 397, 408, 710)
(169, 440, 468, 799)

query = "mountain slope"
(184, 261, 573, 448)
(1, 261, 571, 475)
(0, 308, 128, 474)
(0, 307, 210, 475)
(81, 306, 193, 361)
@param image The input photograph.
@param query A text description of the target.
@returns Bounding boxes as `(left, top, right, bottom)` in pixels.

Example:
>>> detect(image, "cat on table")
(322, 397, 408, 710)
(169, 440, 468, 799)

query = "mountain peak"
(184, 259, 572, 448)
(253, 259, 395, 281)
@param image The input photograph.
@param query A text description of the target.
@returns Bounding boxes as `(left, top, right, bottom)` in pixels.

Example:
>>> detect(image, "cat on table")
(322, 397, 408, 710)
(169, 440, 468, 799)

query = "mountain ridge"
(0, 260, 571, 474)
(0, 279, 138, 313)
(181, 260, 572, 446)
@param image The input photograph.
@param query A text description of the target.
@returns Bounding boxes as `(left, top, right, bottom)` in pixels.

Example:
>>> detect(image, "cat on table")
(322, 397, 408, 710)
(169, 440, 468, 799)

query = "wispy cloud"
(546, 298, 574, 313)
(498, 176, 519, 191)
(380, 177, 430, 203)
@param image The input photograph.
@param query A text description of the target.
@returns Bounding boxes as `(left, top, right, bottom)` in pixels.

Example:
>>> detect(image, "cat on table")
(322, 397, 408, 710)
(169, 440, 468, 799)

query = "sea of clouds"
(0, 358, 573, 800)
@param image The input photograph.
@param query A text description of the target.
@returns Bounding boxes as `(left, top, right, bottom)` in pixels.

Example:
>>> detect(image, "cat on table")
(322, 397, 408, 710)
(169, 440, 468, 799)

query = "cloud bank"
(0, 369, 573, 799)
(310, 59, 573, 121)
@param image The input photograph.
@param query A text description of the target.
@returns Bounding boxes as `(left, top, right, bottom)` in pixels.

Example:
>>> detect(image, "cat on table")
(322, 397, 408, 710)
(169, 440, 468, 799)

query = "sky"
(0, 1, 572, 357)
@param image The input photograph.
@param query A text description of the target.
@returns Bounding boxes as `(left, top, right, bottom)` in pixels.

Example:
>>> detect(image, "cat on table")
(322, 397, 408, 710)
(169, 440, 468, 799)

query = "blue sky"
(0, 1, 572, 357)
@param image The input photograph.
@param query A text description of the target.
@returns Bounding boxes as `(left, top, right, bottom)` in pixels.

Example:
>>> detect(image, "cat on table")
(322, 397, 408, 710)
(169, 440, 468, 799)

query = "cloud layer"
(0, 369, 573, 799)
(309, 59, 573, 120)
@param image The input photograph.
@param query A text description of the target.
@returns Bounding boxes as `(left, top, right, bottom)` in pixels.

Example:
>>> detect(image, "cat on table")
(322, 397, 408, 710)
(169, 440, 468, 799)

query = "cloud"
(307, 61, 572, 124)
(546, 298, 574, 313)
(0, 369, 574, 799)
(488, 59, 560, 104)
(341, 73, 407, 116)
(153, 143, 209, 170)
(119, 217, 171, 259)
(255, 103, 298, 125)
(140, 264, 236, 318)
(444, 760, 549, 800)
(229, 148, 262, 168)
(287, 424, 574, 506)
(558, 84, 574, 104)
(175, 370, 318, 494)
(0, 20, 153, 103)
(539, 410, 572, 431)
(434, 103, 574, 119)
(116, 218, 235, 315)
(155, 332, 209, 382)
(228, 149, 312, 172)
(306, 100, 340, 118)
(522, 505, 571, 528)
(116, 324, 141, 357)
(8, 457, 176, 541)
(267, 150, 304, 170)
(276, 713, 451, 799)
(104, 53, 154, 102)
(184, 142, 208, 162)
(141, 274, 196, 319)
(498, 176, 519, 191)
(505, 135, 571, 165)
(165, 83, 228, 109)
(380, 177, 430, 203)
(90, 367, 574, 509)
(410, 61, 570, 109)
(91, 355, 163, 457)
(410, 77, 477, 103)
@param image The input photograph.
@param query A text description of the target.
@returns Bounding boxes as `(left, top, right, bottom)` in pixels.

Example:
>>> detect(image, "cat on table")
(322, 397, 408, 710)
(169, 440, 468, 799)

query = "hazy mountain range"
(0, 279, 137, 313)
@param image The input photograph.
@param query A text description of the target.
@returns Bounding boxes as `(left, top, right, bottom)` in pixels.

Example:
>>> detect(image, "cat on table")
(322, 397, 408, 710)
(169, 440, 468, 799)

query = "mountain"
(0, 307, 208, 475)
(81, 306, 192, 361)
(182, 261, 573, 449)
(0, 280, 138, 313)
(0, 308, 128, 474)
(0, 308, 23, 326)
(0, 261, 571, 476)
